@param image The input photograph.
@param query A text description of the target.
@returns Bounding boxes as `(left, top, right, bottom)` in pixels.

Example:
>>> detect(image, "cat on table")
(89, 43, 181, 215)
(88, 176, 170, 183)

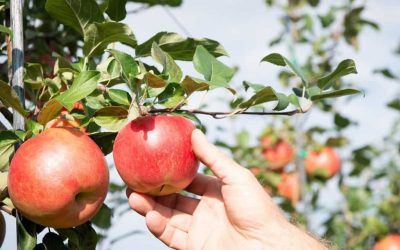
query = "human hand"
(127, 129, 327, 250)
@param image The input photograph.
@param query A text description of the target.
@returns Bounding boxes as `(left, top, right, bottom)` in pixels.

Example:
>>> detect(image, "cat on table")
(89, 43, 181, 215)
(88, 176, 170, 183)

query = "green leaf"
(93, 106, 128, 131)
(0, 131, 21, 148)
(239, 86, 277, 108)
(91, 204, 112, 229)
(56, 70, 101, 110)
(317, 59, 357, 90)
(273, 93, 289, 111)
(157, 83, 185, 108)
(374, 68, 398, 79)
(0, 80, 28, 117)
(83, 22, 137, 58)
(89, 132, 117, 155)
(24, 63, 44, 89)
(135, 32, 227, 61)
(17, 217, 37, 250)
(181, 76, 209, 96)
(242, 81, 265, 92)
(107, 49, 139, 86)
(45, 0, 104, 36)
(144, 72, 167, 88)
(310, 88, 361, 101)
(0, 24, 12, 38)
(151, 43, 182, 83)
(0, 144, 14, 171)
(387, 98, 400, 112)
(107, 89, 132, 106)
(96, 58, 122, 85)
(43, 232, 67, 250)
(193, 45, 235, 89)
(261, 53, 307, 85)
(106, 0, 127, 21)
(74, 223, 98, 249)
(37, 99, 63, 125)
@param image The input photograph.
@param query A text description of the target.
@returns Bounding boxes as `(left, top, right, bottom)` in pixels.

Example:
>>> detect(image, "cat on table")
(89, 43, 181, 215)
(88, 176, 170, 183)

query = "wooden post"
(10, 0, 25, 249)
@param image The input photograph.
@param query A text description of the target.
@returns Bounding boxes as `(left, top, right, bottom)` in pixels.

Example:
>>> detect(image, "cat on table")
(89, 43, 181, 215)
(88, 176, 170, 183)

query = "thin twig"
(149, 108, 300, 119)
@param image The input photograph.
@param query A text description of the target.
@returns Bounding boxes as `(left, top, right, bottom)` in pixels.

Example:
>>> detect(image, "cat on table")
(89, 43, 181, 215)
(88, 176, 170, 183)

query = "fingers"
(185, 173, 219, 195)
(128, 192, 194, 249)
(191, 129, 254, 185)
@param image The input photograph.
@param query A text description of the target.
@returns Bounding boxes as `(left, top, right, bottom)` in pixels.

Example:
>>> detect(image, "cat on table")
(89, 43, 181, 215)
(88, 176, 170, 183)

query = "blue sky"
(2, 0, 400, 249)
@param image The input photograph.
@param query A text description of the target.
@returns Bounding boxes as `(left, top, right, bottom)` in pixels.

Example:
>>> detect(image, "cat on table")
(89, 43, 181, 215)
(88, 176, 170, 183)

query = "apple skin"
(277, 172, 300, 205)
(113, 115, 199, 196)
(0, 212, 5, 247)
(261, 138, 295, 171)
(8, 128, 109, 228)
(304, 147, 341, 178)
(373, 235, 400, 250)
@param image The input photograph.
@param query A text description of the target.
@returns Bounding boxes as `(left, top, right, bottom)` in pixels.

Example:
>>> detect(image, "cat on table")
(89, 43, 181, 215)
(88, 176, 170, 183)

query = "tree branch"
(149, 108, 300, 119)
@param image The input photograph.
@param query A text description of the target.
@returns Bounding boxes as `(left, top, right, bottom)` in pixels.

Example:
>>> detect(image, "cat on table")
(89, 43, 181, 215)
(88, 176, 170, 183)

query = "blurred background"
(2, 0, 400, 249)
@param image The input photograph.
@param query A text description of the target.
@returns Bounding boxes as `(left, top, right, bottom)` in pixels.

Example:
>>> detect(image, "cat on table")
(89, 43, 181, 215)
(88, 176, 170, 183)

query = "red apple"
(8, 128, 109, 228)
(277, 172, 300, 205)
(0, 212, 5, 247)
(373, 235, 400, 250)
(262, 138, 295, 171)
(304, 147, 341, 178)
(113, 115, 199, 196)
(46, 102, 86, 132)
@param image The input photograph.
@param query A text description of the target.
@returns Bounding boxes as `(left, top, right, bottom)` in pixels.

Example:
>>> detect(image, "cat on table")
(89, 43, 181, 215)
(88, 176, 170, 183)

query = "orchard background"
(0, 0, 399, 249)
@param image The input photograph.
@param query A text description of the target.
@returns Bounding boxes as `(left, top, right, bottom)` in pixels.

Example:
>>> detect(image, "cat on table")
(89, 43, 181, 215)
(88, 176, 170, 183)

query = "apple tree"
(0, 0, 361, 249)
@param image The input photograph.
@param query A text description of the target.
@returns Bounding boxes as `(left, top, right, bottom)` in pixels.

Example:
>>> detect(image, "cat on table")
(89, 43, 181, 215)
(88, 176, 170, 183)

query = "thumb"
(191, 129, 252, 184)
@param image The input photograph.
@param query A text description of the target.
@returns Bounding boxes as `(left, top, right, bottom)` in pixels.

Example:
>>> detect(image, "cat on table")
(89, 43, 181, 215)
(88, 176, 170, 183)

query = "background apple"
(373, 235, 400, 250)
(277, 172, 300, 205)
(261, 137, 295, 171)
(304, 147, 341, 178)
(8, 128, 109, 228)
(113, 115, 199, 196)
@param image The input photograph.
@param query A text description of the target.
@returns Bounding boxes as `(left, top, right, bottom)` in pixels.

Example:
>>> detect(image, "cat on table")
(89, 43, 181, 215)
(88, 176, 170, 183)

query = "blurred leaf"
(151, 43, 182, 83)
(127, 0, 182, 6)
(273, 93, 289, 111)
(136, 32, 227, 61)
(261, 53, 307, 85)
(89, 132, 117, 155)
(0, 80, 28, 117)
(193, 45, 235, 89)
(374, 68, 398, 79)
(45, 0, 105, 36)
(83, 22, 137, 57)
(317, 59, 357, 90)
(346, 187, 369, 212)
(56, 71, 101, 111)
(43, 232, 67, 250)
(318, 9, 335, 28)
(91, 204, 112, 229)
(242, 81, 265, 92)
(107, 89, 132, 106)
(0, 24, 12, 37)
(387, 98, 400, 111)
(334, 113, 351, 130)
(106, 0, 127, 21)
(310, 89, 360, 101)
(93, 106, 128, 131)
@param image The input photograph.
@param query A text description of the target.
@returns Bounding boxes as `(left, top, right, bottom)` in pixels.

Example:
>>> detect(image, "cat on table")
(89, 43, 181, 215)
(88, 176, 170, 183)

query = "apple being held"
(373, 235, 400, 250)
(261, 136, 295, 171)
(8, 128, 109, 228)
(113, 115, 199, 196)
(304, 147, 341, 179)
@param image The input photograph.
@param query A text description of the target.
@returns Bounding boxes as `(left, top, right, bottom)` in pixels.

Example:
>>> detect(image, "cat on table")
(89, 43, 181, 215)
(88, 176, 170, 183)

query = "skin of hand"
(127, 129, 328, 250)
